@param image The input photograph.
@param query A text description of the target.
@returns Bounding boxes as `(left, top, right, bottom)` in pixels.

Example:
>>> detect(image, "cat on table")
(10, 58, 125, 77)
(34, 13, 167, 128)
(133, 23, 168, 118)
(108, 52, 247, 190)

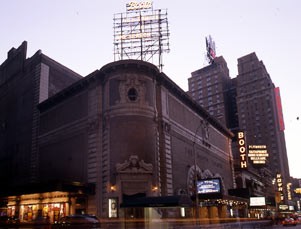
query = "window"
(127, 88, 138, 101)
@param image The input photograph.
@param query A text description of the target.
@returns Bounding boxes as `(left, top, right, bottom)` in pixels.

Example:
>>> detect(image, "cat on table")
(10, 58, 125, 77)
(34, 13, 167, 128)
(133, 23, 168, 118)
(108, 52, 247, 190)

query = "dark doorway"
(122, 193, 145, 228)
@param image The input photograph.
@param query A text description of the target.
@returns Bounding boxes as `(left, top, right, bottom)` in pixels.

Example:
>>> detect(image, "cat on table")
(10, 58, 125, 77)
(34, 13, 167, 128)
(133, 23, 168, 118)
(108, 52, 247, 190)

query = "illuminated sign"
(287, 183, 292, 201)
(248, 145, 269, 165)
(237, 131, 247, 168)
(108, 198, 118, 218)
(197, 178, 223, 199)
(197, 178, 221, 194)
(250, 197, 266, 206)
(295, 188, 301, 194)
(275, 191, 282, 204)
(126, 1, 153, 11)
(276, 173, 283, 192)
(276, 173, 284, 202)
(279, 204, 288, 210)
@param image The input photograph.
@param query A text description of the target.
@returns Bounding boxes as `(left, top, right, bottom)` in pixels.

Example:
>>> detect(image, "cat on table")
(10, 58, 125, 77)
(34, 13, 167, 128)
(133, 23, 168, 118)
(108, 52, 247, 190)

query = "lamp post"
(193, 120, 206, 224)
(193, 138, 199, 224)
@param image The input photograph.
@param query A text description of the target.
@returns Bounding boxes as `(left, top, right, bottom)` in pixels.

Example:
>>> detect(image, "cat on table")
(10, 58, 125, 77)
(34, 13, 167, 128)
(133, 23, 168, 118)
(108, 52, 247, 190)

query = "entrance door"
(123, 193, 145, 228)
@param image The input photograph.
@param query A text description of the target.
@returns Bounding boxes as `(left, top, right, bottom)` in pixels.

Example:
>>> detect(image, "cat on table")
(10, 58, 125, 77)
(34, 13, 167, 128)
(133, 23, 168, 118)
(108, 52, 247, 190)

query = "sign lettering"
(276, 173, 284, 202)
(126, 1, 152, 11)
(248, 145, 269, 165)
(237, 131, 247, 168)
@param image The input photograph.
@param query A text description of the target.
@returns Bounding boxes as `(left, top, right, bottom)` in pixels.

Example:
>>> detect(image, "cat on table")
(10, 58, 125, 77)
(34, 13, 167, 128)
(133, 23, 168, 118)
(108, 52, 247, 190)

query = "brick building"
(188, 53, 291, 213)
(0, 41, 83, 220)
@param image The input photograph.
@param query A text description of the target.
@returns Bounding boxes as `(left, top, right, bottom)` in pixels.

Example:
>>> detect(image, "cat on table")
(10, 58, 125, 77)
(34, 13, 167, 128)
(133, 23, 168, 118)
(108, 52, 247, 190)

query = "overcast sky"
(1, 0, 300, 178)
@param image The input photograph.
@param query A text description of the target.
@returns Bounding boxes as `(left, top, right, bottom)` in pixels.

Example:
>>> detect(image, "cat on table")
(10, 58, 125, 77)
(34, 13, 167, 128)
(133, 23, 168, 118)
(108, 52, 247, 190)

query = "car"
(53, 214, 100, 228)
(282, 217, 297, 226)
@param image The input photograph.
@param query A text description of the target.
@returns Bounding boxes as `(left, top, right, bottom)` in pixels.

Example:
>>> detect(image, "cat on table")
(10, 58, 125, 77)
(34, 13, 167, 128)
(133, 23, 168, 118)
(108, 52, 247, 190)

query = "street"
(273, 225, 301, 229)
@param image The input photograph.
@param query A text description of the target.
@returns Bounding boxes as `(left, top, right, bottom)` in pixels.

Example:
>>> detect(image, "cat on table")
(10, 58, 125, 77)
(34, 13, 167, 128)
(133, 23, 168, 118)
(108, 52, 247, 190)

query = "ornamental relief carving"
(186, 166, 226, 196)
(116, 155, 153, 174)
(87, 116, 100, 133)
(117, 74, 148, 105)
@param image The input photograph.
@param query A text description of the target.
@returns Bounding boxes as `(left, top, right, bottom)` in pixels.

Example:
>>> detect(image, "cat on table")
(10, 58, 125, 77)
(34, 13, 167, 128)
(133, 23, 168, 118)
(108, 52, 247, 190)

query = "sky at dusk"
(1, 0, 301, 178)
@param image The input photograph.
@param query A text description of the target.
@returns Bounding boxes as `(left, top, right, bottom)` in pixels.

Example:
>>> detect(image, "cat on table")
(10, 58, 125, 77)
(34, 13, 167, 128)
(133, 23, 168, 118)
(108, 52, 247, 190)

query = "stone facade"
(38, 60, 235, 218)
(1, 42, 237, 221)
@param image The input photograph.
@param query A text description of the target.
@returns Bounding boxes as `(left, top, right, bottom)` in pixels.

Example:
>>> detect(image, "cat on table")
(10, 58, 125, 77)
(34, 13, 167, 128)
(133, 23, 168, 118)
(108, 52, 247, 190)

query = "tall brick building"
(0, 41, 83, 218)
(188, 53, 291, 208)
(0, 42, 244, 224)
(0, 41, 82, 186)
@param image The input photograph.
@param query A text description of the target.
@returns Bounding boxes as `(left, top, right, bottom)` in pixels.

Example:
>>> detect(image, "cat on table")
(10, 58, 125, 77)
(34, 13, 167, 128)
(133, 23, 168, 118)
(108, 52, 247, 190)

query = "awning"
(120, 195, 193, 208)
(228, 188, 250, 199)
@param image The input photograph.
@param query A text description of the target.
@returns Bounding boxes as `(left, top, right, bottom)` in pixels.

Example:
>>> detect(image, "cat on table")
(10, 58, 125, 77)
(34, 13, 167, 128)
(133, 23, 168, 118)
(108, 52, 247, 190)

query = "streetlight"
(193, 119, 207, 224)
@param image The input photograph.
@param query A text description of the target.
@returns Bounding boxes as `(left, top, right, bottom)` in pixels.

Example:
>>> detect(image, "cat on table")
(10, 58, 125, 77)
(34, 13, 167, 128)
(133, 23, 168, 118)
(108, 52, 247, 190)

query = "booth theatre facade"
(0, 42, 243, 223)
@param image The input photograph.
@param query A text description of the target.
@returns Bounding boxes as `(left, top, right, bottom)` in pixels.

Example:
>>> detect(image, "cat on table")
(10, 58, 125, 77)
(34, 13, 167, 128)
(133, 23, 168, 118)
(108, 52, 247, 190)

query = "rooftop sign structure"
(113, 1, 170, 71)
(205, 35, 216, 64)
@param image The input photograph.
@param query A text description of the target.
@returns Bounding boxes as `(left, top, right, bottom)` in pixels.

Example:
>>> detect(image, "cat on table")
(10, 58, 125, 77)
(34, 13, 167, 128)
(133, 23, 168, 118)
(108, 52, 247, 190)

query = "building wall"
(188, 52, 291, 204)
(0, 41, 82, 188)
(39, 91, 89, 182)
(37, 60, 234, 218)
(0, 37, 236, 219)
(236, 53, 290, 201)
(0, 42, 34, 186)
(100, 63, 160, 217)
(168, 93, 234, 196)
(188, 57, 231, 127)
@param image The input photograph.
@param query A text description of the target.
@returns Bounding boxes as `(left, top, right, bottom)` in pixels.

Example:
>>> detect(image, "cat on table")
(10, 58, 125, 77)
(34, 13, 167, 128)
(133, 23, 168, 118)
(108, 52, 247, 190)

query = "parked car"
(282, 217, 297, 226)
(53, 214, 100, 228)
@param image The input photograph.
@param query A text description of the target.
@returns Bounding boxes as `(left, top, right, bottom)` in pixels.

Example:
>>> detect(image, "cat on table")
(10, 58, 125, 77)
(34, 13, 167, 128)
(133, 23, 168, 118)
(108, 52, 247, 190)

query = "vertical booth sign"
(237, 131, 247, 169)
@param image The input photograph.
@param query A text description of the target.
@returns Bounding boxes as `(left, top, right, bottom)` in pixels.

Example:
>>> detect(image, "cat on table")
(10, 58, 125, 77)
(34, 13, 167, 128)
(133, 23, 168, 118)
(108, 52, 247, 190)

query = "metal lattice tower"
(113, 2, 170, 71)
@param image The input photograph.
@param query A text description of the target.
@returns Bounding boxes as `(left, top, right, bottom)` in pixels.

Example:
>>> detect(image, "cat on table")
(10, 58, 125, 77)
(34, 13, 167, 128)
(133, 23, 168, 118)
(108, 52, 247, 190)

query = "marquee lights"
(237, 131, 247, 169)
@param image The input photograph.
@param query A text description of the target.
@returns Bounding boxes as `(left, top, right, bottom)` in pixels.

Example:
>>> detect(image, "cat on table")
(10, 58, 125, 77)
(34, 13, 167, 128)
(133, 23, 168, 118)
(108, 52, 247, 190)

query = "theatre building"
(0, 42, 245, 224)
